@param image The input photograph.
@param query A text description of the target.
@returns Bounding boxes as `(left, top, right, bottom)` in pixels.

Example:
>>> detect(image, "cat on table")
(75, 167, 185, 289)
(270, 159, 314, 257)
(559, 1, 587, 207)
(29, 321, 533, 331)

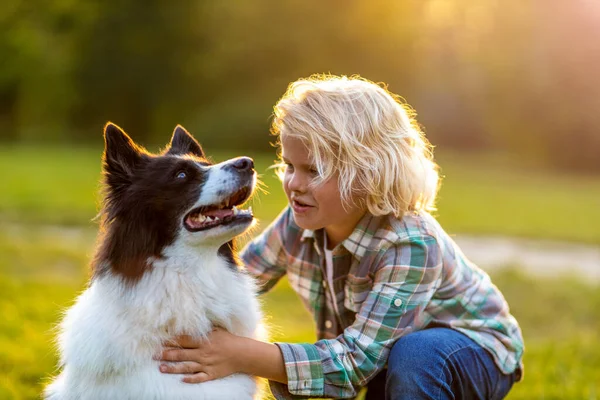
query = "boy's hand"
(157, 328, 242, 383)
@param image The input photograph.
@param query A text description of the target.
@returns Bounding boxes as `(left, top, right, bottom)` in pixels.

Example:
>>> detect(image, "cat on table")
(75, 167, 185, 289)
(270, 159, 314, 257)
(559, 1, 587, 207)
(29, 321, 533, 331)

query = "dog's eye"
(176, 171, 187, 180)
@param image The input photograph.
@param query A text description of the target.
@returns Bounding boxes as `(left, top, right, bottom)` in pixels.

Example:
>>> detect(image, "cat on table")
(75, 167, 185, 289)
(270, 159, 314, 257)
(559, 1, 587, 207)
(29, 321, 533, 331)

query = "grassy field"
(1, 145, 599, 399)
(1, 145, 600, 243)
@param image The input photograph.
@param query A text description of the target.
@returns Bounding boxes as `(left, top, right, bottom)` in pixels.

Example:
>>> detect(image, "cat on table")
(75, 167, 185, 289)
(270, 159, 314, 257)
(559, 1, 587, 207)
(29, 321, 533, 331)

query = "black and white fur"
(44, 123, 263, 400)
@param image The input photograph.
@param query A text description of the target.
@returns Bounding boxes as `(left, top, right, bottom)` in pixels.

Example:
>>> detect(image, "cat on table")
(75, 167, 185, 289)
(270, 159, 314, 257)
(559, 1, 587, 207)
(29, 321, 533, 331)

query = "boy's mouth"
(292, 197, 311, 205)
(292, 199, 314, 211)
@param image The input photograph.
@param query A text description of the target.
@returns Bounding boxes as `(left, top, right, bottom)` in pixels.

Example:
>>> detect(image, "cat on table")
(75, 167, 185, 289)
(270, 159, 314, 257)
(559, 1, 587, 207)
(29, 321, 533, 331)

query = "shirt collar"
(301, 229, 315, 241)
(300, 212, 388, 260)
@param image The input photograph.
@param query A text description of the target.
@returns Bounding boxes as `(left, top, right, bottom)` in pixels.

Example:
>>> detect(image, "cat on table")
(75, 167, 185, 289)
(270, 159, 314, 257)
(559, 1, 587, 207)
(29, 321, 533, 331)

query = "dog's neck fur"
(91, 236, 255, 337)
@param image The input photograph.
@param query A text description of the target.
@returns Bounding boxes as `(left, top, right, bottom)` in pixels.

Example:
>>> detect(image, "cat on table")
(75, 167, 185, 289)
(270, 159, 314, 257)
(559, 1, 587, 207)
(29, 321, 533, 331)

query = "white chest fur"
(44, 245, 263, 400)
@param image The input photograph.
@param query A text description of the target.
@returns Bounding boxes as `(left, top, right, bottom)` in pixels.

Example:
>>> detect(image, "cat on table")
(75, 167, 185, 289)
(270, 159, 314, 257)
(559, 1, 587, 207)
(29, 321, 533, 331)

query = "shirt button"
(325, 320, 333, 329)
(394, 298, 403, 307)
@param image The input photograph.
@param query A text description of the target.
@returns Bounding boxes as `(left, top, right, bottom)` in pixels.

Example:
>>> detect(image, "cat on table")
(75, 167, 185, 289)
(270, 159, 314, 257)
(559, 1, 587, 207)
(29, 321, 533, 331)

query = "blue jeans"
(365, 328, 518, 400)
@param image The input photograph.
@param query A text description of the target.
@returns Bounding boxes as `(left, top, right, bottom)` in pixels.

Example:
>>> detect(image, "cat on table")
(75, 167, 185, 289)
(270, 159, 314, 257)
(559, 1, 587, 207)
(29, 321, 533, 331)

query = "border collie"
(44, 123, 263, 399)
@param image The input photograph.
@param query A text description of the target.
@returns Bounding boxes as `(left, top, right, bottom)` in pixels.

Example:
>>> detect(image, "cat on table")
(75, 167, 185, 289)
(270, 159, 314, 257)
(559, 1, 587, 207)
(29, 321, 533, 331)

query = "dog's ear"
(167, 125, 205, 158)
(103, 122, 144, 187)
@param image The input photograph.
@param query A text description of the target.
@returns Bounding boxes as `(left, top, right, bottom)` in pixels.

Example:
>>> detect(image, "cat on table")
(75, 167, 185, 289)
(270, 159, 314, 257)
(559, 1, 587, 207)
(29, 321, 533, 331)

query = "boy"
(158, 74, 524, 399)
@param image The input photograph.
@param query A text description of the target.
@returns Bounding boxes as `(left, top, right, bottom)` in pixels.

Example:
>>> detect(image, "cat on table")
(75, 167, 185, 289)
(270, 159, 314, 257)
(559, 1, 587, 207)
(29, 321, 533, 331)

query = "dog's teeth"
(248, 206, 253, 214)
(232, 206, 239, 215)
(214, 216, 220, 221)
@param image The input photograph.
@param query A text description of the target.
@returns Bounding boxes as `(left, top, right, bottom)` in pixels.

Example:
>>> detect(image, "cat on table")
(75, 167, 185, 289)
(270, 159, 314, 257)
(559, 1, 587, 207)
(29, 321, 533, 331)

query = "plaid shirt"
(241, 206, 524, 399)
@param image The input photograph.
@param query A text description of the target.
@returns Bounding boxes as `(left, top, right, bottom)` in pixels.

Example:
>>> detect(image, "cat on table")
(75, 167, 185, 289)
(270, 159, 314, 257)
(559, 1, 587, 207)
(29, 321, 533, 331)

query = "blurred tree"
(0, 0, 87, 141)
(0, 0, 597, 171)
(69, 0, 213, 144)
(527, 0, 600, 171)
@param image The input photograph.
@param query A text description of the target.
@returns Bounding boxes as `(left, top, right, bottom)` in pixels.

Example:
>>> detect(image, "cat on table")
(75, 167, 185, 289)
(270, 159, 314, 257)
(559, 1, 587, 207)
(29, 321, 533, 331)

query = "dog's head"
(95, 122, 256, 283)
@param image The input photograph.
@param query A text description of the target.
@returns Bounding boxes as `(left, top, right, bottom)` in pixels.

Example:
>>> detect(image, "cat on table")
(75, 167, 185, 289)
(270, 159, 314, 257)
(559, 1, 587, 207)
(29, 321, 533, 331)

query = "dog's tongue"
(202, 208, 234, 219)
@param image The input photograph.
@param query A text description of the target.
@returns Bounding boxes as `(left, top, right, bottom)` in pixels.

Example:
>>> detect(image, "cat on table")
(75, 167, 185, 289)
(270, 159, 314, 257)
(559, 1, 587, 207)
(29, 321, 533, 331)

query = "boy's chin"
(291, 213, 323, 232)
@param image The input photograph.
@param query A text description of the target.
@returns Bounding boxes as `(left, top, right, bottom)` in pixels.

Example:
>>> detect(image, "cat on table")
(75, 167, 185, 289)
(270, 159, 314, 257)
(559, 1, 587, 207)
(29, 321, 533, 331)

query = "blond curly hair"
(271, 74, 440, 217)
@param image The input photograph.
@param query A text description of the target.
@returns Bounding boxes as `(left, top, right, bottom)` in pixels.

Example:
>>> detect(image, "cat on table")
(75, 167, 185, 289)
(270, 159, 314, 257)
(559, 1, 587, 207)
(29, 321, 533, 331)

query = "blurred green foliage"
(2, 145, 599, 243)
(1, 0, 599, 171)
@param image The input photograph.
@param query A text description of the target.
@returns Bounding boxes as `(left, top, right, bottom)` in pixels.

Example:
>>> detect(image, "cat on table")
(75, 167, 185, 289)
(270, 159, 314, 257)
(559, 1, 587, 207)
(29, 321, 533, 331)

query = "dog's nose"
(231, 157, 254, 171)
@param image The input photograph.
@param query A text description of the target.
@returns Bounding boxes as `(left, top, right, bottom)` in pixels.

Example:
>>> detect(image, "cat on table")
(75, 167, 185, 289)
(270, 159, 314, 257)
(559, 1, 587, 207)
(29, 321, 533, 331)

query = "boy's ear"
(102, 122, 143, 186)
(167, 125, 205, 158)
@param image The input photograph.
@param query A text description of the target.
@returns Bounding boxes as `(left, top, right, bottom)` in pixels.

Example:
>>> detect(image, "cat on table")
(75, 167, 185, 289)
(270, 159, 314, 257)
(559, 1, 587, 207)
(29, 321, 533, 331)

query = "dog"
(44, 123, 263, 399)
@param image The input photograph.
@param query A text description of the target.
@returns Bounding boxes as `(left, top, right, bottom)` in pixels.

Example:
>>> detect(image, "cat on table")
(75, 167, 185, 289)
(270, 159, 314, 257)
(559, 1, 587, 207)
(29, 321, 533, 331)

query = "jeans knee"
(388, 335, 417, 371)
(387, 331, 437, 386)
(386, 328, 460, 391)
(385, 328, 507, 400)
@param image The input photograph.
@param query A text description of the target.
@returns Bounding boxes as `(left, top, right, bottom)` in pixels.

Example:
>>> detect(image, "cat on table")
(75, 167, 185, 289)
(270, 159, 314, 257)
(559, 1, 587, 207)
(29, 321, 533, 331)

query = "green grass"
(436, 151, 600, 244)
(491, 269, 600, 399)
(1, 145, 599, 399)
(1, 145, 600, 242)
(0, 226, 598, 399)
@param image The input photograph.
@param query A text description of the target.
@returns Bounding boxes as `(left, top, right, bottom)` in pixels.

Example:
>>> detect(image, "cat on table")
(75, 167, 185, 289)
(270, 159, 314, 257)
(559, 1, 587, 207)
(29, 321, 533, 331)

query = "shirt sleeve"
(272, 234, 442, 399)
(240, 207, 292, 295)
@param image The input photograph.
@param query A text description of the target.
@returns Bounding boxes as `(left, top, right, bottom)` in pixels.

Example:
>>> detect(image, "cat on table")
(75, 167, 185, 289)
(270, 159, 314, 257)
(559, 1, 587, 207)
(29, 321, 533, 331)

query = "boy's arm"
(237, 337, 288, 383)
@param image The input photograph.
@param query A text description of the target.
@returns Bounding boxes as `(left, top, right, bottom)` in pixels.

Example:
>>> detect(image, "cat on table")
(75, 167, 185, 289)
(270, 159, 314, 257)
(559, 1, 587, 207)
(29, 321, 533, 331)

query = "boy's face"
(281, 134, 365, 248)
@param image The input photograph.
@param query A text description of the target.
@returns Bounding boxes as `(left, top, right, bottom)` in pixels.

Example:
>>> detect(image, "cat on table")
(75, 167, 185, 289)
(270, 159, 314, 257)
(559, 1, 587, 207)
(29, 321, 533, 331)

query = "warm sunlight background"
(1, 1, 599, 399)
(1, 0, 599, 172)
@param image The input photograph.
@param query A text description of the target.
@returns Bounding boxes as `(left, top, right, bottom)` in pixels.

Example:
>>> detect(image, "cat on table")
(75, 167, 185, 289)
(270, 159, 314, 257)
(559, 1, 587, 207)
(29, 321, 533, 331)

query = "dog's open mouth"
(184, 186, 253, 232)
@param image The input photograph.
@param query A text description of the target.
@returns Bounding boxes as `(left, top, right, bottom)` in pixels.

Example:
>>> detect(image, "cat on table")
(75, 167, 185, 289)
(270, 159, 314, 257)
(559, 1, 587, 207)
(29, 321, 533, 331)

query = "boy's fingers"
(182, 372, 211, 384)
(160, 349, 196, 362)
(159, 361, 202, 374)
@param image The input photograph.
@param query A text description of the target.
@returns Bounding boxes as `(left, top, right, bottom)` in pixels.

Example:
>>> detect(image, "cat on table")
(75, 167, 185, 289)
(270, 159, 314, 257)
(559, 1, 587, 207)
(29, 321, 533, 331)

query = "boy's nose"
(287, 174, 307, 193)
